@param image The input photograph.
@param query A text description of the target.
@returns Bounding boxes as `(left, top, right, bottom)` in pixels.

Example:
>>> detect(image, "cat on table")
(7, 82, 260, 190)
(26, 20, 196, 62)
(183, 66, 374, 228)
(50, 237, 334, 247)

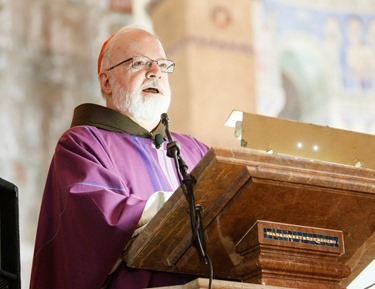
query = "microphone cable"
(364, 282, 375, 289)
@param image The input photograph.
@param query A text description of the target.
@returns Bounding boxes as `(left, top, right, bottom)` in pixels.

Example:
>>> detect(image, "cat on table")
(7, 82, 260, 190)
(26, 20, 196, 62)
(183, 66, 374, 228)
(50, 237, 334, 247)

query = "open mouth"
(143, 87, 160, 93)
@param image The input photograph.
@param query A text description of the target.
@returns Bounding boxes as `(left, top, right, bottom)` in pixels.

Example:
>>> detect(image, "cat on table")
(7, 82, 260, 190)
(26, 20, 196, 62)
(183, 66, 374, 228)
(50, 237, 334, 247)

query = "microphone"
(154, 134, 164, 149)
(161, 113, 172, 142)
(161, 113, 180, 158)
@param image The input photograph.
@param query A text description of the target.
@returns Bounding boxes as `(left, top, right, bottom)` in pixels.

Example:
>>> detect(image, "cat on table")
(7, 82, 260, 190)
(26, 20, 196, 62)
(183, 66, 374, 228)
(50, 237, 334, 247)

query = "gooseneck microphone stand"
(161, 114, 213, 285)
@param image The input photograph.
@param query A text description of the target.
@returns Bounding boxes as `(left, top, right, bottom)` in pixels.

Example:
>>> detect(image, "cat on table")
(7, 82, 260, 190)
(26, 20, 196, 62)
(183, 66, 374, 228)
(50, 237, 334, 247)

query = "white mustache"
(140, 79, 166, 95)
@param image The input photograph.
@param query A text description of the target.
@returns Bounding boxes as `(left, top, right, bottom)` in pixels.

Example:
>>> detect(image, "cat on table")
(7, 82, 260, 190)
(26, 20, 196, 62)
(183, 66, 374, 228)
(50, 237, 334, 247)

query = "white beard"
(113, 79, 171, 124)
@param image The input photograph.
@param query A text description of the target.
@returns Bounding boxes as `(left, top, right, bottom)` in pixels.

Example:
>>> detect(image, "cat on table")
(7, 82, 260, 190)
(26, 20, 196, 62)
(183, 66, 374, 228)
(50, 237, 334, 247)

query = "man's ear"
(98, 72, 112, 94)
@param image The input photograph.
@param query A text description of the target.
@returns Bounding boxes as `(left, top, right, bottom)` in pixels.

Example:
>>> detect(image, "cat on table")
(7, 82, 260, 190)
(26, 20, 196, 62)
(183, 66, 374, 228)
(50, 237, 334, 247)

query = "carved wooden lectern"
(123, 114, 375, 289)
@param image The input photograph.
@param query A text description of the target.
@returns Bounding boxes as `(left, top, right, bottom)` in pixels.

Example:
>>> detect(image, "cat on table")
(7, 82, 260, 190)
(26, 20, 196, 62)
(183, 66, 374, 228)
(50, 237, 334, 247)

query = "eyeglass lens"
(132, 56, 174, 73)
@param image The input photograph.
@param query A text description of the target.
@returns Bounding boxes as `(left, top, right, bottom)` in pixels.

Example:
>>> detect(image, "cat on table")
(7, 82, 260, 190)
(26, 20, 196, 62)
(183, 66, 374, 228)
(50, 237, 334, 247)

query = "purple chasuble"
(30, 104, 209, 289)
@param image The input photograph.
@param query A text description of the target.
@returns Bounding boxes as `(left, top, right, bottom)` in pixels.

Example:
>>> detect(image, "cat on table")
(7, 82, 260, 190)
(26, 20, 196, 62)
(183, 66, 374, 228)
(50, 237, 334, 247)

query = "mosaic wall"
(254, 0, 375, 134)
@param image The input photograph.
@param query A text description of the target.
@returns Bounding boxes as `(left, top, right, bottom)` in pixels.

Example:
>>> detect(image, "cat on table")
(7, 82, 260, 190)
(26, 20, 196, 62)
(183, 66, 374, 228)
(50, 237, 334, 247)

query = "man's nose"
(146, 61, 162, 79)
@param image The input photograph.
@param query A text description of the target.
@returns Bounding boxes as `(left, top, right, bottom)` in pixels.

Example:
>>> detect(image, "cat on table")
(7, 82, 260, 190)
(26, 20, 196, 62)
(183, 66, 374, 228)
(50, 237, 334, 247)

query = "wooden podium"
(123, 115, 375, 289)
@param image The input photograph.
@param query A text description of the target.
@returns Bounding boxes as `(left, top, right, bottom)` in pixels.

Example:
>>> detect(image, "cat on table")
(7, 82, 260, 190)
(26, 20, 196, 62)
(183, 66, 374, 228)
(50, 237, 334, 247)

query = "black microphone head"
(154, 133, 164, 149)
(161, 113, 169, 125)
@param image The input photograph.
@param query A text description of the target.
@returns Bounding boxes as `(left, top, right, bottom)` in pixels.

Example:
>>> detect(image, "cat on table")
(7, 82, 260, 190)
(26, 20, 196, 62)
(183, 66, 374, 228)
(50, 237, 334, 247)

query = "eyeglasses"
(106, 55, 175, 73)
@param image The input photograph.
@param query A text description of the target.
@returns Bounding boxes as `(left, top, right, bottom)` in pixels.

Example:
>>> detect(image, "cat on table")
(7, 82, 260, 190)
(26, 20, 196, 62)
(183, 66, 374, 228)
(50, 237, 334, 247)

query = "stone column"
(148, 0, 256, 148)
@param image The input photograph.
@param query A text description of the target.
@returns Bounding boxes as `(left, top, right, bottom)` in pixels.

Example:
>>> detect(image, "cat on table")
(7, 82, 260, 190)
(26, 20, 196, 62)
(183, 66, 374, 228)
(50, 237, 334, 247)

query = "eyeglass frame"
(106, 55, 175, 73)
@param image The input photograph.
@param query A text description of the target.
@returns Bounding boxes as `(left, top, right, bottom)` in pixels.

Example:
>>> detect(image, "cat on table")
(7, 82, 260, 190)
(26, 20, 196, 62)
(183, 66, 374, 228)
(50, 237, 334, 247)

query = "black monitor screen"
(0, 178, 20, 289)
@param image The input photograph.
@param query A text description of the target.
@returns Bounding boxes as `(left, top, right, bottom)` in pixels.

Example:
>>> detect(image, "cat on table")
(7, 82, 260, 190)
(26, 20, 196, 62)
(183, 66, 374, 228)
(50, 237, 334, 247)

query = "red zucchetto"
(97, 34, 115, 74)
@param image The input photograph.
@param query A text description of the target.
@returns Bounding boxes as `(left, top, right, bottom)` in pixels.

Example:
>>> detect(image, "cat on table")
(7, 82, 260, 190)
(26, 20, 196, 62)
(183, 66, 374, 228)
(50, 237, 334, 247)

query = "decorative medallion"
(211, 5, 232, 28)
